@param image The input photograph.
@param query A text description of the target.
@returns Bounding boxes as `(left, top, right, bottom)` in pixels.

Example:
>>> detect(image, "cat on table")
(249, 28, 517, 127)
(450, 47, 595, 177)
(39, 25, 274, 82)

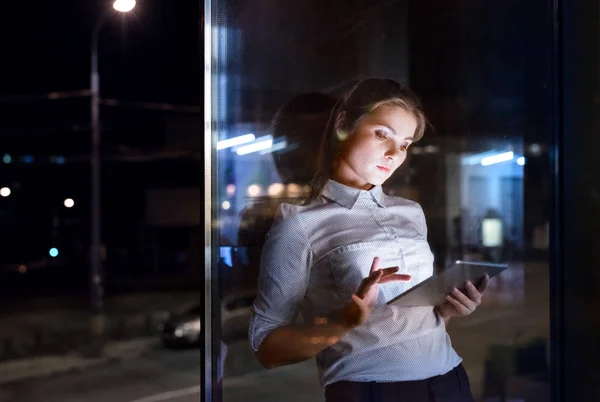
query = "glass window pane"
(207, 1, 553, 400)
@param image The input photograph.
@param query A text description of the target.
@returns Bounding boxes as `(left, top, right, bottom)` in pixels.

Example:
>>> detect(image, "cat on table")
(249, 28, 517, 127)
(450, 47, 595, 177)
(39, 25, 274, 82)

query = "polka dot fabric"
(249, 179, 462, 387)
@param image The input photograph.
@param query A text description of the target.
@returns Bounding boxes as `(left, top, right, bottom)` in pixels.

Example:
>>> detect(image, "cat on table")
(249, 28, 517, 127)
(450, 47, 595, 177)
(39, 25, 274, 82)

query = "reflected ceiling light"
(247, 184, 262, 197)
(49, 248, 59, 258)
(517, 157, 525, 166)
(260, 139, 287, 155)
(113, 0, 136, 13)
(236, 136, 273, 155)
(481, 151, 514, 166)
(217, 134, 256, 150)
(0, 187, 10, 197)
(222, 201, 231, 210)
(462, 150, 500, 166)
(226, 184, 236, 196)
(64, 198, 75, 208)
(268, 183, 285, 197)
(286, 183, 302, 197)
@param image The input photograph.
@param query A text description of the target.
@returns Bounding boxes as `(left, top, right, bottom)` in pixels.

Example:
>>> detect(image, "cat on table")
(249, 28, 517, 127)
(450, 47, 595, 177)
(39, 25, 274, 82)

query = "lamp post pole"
(89, 0, 136, 325)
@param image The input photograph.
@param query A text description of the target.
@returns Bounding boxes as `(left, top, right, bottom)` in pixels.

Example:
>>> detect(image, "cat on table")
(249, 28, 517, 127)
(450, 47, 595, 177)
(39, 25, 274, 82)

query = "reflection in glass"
(207, 1, 552, 401)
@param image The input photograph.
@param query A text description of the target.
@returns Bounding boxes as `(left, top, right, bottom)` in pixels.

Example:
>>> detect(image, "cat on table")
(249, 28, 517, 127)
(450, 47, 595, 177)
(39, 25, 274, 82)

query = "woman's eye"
(375, 130, 387, 139)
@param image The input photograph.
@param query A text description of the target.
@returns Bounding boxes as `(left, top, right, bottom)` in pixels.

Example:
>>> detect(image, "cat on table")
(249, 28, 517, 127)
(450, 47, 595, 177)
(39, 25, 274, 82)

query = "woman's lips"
(377, 165, 391, 173)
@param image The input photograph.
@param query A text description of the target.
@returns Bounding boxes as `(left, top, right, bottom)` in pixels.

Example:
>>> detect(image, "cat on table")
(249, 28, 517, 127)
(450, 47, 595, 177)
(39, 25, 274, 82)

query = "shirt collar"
(321, 179, 386, 209)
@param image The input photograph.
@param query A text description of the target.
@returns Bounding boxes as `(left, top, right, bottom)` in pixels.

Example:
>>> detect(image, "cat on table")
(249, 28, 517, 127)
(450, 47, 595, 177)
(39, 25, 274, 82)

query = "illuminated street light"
(64, 198, 75, 208)
(113, 0, 136, 12)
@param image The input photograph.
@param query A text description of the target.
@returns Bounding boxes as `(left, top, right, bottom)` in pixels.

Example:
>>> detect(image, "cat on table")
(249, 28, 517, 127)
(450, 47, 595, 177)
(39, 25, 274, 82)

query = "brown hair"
(307, 78, 427, 202)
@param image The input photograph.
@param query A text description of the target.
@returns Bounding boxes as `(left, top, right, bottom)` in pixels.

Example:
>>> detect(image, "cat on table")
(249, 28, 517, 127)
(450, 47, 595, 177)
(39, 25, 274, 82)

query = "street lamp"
(90, 0, 136, 317)
(113, 0, 136, 13)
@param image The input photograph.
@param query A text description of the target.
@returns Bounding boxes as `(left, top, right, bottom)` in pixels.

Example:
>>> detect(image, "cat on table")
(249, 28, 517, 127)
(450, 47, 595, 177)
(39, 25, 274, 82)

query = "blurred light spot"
(49, 248, 59, 258)
(56, 156, 65, 165)
(424, 145, 440, 154)
(18, 265, 27, 274)
(0, 187, 11, 197)
(23, 155, 34, 164)
(310, 336, 325, 345)
(529, 143, 542, 156)
(268, 183, 285, 197)
(64, 198, 75, 208)
(410, 147, 422, 155)
(482, 219, 503, 247)
(286, 183, 302, 197)
(247, 184, 262, 197)
(517, 157, 525, 166)
(222, 201, 231, 210)
(3, 154, 11, 164)
(226, 184, 236, 196)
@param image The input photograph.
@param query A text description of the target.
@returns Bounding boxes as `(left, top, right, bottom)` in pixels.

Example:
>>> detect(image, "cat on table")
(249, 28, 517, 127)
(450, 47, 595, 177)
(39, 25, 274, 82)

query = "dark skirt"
(324, 364, 475, 402)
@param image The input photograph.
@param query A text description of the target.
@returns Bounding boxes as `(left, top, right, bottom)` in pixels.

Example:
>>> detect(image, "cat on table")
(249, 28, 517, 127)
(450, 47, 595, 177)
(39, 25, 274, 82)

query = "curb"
(0, 337, 157, 386)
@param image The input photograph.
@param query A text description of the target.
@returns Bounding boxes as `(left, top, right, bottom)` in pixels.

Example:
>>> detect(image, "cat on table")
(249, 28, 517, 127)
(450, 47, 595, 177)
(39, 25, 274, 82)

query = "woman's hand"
(341, 257, 411, 329)
(436, 274, 490, 319)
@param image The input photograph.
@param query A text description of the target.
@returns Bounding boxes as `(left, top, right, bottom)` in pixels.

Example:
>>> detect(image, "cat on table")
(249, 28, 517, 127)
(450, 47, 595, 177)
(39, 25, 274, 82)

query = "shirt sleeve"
(248, 204, 313, 352)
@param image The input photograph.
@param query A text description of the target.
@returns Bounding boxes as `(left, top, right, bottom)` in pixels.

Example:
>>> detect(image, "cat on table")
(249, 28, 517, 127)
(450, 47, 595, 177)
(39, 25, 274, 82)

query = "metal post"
(90, 14, 107, 340)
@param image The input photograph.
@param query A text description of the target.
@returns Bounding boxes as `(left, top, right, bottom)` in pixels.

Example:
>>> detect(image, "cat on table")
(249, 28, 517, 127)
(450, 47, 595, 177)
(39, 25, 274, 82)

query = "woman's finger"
(357, 270, 383, 297)
(465, 281, 482, 303)
(369, 257, 380, 275)
(378, 266, 399, 276)
(451, 288, 478, 309)
(379, 274, 412, 283)
(477, 274, 491, 293)
(445, 295, 470, 315)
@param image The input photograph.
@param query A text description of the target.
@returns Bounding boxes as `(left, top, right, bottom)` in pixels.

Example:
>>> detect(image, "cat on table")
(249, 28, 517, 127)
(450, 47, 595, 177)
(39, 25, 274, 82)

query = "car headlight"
(176, 319, 201, 336)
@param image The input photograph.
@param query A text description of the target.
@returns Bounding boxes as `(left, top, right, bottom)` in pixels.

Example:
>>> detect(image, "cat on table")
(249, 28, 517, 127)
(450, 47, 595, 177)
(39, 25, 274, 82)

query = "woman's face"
(332, 105, 417, 190)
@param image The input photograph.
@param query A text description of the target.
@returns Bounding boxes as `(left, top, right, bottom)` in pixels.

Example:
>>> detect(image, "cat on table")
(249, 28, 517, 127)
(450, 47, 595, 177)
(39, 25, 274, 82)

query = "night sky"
(1, 0, 201, 104)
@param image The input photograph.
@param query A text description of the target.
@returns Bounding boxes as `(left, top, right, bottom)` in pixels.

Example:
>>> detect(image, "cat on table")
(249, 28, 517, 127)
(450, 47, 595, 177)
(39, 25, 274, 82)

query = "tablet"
(386, 260, 508, 307)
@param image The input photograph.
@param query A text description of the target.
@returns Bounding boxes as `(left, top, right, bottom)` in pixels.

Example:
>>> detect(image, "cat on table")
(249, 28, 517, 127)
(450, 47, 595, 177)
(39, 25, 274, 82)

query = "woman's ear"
(335, 111, 349, 141)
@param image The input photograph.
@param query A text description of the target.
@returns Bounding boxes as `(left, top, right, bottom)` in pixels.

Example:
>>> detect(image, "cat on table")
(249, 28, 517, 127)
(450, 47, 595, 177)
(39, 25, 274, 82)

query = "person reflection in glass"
(235, 92, 337, 291)
(250, 78, 489, 402)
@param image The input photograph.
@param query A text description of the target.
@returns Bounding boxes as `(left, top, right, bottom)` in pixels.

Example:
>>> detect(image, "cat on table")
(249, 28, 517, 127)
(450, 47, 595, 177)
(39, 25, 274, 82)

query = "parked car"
(160, 290, 256, 347)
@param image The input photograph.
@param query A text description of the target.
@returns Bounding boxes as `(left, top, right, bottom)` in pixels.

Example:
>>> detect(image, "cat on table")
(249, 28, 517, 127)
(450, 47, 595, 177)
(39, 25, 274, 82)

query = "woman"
(249, 78, 489, 402)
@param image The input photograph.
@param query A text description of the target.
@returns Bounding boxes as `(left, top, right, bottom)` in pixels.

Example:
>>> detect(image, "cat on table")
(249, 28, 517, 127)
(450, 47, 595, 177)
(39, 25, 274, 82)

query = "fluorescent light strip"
(236, 137, 273, 155)
(217, 134, 255, 150)
(462, 150, 501, 165)
(260, 140, 287, 154)
(481, 151, 514, 166)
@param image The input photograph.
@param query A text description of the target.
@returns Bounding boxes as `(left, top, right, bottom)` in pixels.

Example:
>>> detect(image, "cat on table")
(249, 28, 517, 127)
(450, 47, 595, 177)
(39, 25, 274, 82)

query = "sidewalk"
(0, 338, 157, 386)
(0, 291, 198, 362)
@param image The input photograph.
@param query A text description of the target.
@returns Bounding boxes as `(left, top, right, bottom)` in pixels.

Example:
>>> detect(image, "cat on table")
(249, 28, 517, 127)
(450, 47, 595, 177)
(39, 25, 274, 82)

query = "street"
(0, 344, 202, 402)
(0, 339, 322, 402)
(0, 262, 549, 402)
